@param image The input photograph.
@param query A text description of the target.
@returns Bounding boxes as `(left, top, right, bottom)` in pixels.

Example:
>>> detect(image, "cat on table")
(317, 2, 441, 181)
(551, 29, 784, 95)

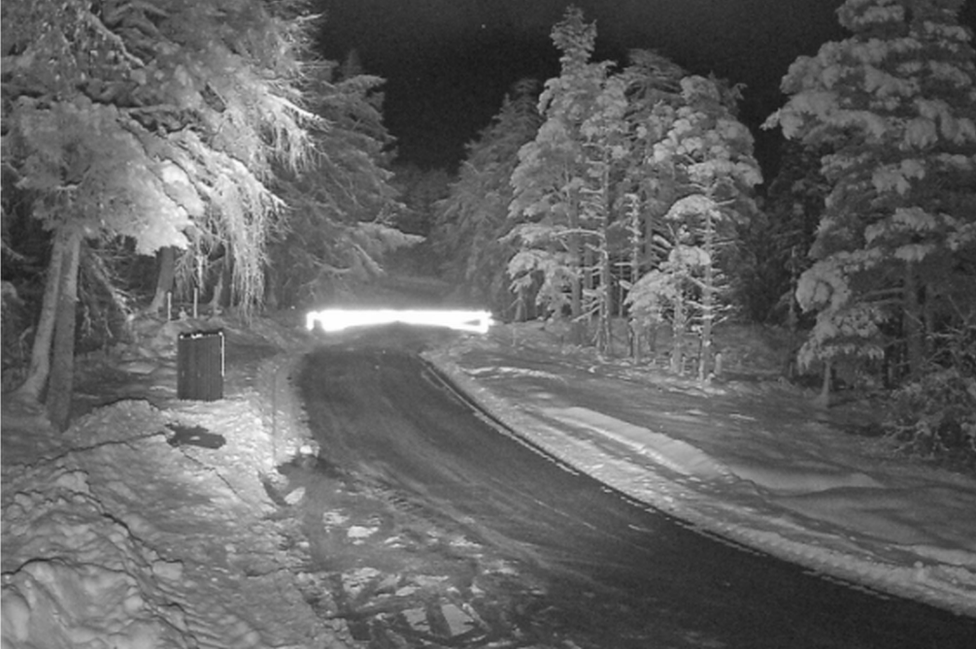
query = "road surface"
(292, 326, 975, 648)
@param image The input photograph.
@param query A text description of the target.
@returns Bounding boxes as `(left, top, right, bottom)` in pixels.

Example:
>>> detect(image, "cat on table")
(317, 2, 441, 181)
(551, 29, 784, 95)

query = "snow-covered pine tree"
(578, 74, 630, 353)
(616, 51, 688, 361)
(390, 165, 452, 238)
(507, 7, 612, 344)
(741, 140, 830, 328)
(765, 0, 976, 404)
(431, 79, 541, 317)
(629, 75, 761, 379)
(626, 230, 700, 374)
(267, 60, 411, 307)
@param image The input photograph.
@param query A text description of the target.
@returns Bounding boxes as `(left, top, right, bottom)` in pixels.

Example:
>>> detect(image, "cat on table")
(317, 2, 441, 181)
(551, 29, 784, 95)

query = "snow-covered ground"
(2, 318, 338, 649)
(424, 322, 976, 619)
(2, 315, 975, 648)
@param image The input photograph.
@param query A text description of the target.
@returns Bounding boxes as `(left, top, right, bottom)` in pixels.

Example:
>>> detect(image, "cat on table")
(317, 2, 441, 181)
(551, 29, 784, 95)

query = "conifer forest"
(2, 0, 975, 461)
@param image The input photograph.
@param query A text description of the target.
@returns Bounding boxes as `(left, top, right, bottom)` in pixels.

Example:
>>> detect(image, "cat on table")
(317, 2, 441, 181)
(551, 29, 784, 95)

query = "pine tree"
(628, 75, 761, 378)
(266, 60, 412, 307)
(616, 50, 689, 360)
(765, 0, 976, 399)
(578, 74, 629, 353)
(507, 6, 611, 344)
(740, 140, 829, 328)
(431, 79, 541, 316)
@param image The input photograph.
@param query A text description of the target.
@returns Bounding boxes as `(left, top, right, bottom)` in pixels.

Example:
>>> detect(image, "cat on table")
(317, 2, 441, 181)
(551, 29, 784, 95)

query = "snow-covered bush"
(885, 316, 976, 466)
(885, 367, 976, 467)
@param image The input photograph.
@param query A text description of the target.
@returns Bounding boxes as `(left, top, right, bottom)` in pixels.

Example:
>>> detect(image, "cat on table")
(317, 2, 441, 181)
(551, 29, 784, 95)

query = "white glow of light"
(306, 308, 494, 334)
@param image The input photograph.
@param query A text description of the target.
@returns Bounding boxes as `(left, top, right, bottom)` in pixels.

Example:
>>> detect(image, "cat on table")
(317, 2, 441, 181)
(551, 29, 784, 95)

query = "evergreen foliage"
(613, 51, 689, 362)
(740, 141, 830, 326)
(448, 7, 763, 369)
(432, 79, 542, 316)
(506, 7, 614, 344)
(267, 60, 414, 307)
(2, 0, 315, 314)
(391, 164, 452, 237)
(1, 0, 316, 422)
(765, 0, 976, 384)
(625, 75, 761, 375)
(577, 72, 629, 352)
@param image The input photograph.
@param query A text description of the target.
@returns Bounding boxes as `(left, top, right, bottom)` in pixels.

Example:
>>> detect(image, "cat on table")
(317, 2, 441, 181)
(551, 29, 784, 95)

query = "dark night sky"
(315, 0, 976, 178)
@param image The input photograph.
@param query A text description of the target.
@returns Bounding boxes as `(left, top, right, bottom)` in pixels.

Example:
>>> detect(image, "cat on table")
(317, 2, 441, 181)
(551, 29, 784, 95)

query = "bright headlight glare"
(306, 308, 494, 334)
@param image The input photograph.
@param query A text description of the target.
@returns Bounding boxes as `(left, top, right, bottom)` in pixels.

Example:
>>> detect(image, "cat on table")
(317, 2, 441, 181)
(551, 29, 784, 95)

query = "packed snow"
(3, 316, 975, 649)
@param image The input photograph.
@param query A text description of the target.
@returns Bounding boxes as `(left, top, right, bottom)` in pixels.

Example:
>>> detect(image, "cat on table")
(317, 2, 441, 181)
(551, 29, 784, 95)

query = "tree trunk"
(595, 239, 611, 354)
(817, 357, 832, 408)
(582, 238, 595, 346)
(903, 262, 924, 380)
(699, 260, 714, 384)
(148, 246, 177, 315)
(628, 195, 643, 362)
(596, 160, 613, 356)
(13, 227, 67, 403)
(698, 213, 716, 383)
(568, 201, 584, 346)
(45, 226, 83, 431)
(923, 280, 937, 362)
(210, 268, 224, 315)
(671, 291, 686, 374)
(597, 235, 612, 356)
(210, 251, 234, 314)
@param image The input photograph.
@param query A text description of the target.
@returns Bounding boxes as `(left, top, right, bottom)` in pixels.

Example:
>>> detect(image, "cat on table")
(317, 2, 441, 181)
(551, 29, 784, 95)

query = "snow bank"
(2, 461, 196, 649)
(540, 406, 731, 480)
(2, 398, 332, 649)
(723, 461, 885, 493)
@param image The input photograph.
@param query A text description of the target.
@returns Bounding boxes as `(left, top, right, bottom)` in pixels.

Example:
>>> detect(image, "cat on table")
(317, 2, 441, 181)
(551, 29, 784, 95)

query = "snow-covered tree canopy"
(501, 7, 760, 364)
(264, 59, 416, 307)
(432, 79, 541, 314)
(626, 72, 761, 376)
(764, 0, 976, 376)
(507, 7, 613, 329)
(2, 0, 315, 308)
